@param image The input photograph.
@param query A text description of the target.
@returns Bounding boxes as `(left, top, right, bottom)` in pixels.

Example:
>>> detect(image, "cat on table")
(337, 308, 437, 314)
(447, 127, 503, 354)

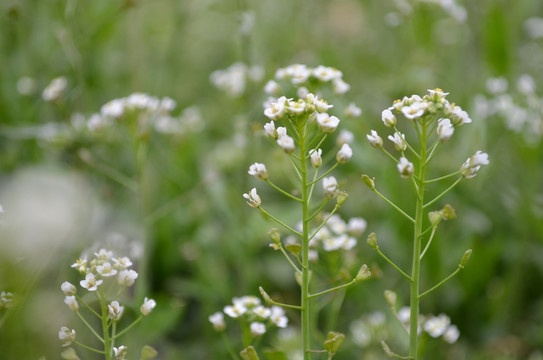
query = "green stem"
(73, 340, 106, 354)
(420, 227, 437, 259)
(308, 205, 340, 242)
(418, 265, 463, 299)
(277, 243, 302, 275)
(75, 310, 104, 343)
(78, 151, 138, 193)
(306, 162, 339, 186)
(76, 295, 101, 318)
(221, 331, 240, 360)
(307, 198, 330, 222)
(266, 179, 303, 202)
(380, 146, 399, 163)
(300, 123, 311, 360)
(371, 187, 415, 223)
(308, 279, 356, 298)
(423, 176, 463, 208)
(375, 247, 413, 282)
(113, 316, 143, 340)
(257, 206, 303, 237)
(424, 169, 463, 184)
(99, 291, 112, 360)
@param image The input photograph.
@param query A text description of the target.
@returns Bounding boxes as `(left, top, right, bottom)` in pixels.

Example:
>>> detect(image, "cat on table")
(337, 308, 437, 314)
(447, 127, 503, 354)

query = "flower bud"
(361, 175, 375, 190)
(367, 232, 378, 249)
(366, 130, 383, 149)
(384, 290, 397, 309)
(381, 109, 397, 127)
(324, 332, 345, 355)
(428, 211, 442, 227)
(267, 228, 281, 244)
(336, 191, 349, 206)
(61, 281, 76, 296)
(240, 346, 260, 360)
(309, 148, 322, 168)
(336, 144, 353, 164)
(355, 264, 371, 282)
(285, 242, 301, 256)
(259, 286, 272, 304)
(460, 249, 472, 267)
(248, 163, 269, 180)
(441, 204, 456, 220)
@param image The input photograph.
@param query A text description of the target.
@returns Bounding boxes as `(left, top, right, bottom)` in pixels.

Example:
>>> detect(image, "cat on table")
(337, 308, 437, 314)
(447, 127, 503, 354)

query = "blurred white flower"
(443, 324, 460, 344)
(437, 118, 454, 141)
(61, 282, 76, 296)
(59, 326, 76, 347)
(344, 103, 362, 118)
(316, 113, 340, 133)
(117, 269, 138, 287)
(397, 157, 414, 178)
(277, 134, 295, 153)
(486, 77, 508, 94)
(108, 301, 124, 321)
(248, 163, 269, 180)
(17, 76, 37, 96)
(333, 78, 350, 94)
(336, 130, 354, 146)
(336, 144, 353, 163)
(42, 77, 67, 101)
(309, 148, 323, 168)
(64, 296, 78, 311)
(264, 121, 277, 139)
(322, 176, 338, 198)
(112, 257, 133, 269)
(209, 311, 226, 331)
(140, 297, 156, 316)
(264, 80, 281, 95)
(347, 217, 367, 236)
(250, 322, 267, 337)
(517, 74, 536, 95)
(96, 262, 117, 277)
(243, 188, 261, 208)
(525, 17, 543, 39)
(224, 303, 247, 318)
(252, 305, 271, 318)
(313, 65, 342, 82)
(270, 306, 288, 328)
(423, 314, 451, 338)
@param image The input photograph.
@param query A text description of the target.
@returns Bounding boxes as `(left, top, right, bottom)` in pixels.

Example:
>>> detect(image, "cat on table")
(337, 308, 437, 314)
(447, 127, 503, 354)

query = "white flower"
(264, 100, 286, 120)
(322, 176, 338, 199)
(61, 282, 76, 296)
(277, 134, 295, 153)
(338, 234, 357, 250)
(423, 314, 451, 338)
(87, 114, 109, 131)
(401, 102, 425, 120)
(42, 77, 67, 101)
(112, 257, 133, 269)
(313, 97, 333, 113)
(264, 121, 277, 139)
(382, 109, 397, 127)
(0, 292, 13, 309)
(336, 130, 354, 146)
(347, 217, 367, 236)
(64, 296, 79, 311)
(289, 64, 311, 85)
(486, 77, 508, 94)
(388, 132, 407, 151)
(322, 236, 342, 251)
(427, 88, 449, 103)
(16, 76, 37, 96)
(94, 249, 113, 261)
(333, 78, 350, 94)
(224, 303, 247, 318)
(59, 327, 76, 347)
(80, 273, 103, 291)
(398, 307, 410, 324)
(297, 86, 309, 99)
(437, 118, 454, 142)
(140, 297, 156, 316)
(101, 99, 125, 118)
(517, 74, 536, 95)
(250, 322, 267, 337)
(309, 148, 323, 168)
(270, 306, 288, 328)
(397, 157, 414, 178)
(344, 103, 362, 118)
(336, 144, 353, 164)
(448, 104, 472, 125)
(316, 113, 340, 133)
(117, 269, 138, 287)
(209, 312, 226, 331)
(96, 262, 117, 277)
(443, 325, 460, 344)
(233, 295, 261, 307)
(108, 301, 125, 321)
(264, 80, 281, 95)
(367, 130, 383, 148)
(327, 214, 347, 235)
(276, 126, 287, 138)
(461, 151, 489, 178)
(113, 345, 128, 360)
(71, 257, 87, 273)
(313, 65, 342, 82)
(243, 188, 261, 208)
(252, 305, 271, 318)
(286, 100, 306, 114)
(248, 163, 269, 180)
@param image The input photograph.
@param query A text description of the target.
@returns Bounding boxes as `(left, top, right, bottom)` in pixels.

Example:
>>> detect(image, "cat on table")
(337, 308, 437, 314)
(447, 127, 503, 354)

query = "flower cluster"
(265, 64, 350, 96)
(209, 295, 289, 337)
(396, 307, 460, 344)
(474, 75, 543, 142)
(349, 312, 388, 348)
(0, 291, 13, 310)
(210, 62, 264, 98)
(310, 214, 367, 253)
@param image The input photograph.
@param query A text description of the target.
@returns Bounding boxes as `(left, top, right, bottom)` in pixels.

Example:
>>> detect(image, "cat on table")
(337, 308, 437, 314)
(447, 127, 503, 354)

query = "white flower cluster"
(474, 75, 543, 142)
(266, 64, 350, 95)
(350, 311, 388, 348)
(310, 214, 367, 253)
(209, 295, 288, 337)
(210, 62, 264, 98)
(0, 291, 13, 310)
(396, 307, 460, 344)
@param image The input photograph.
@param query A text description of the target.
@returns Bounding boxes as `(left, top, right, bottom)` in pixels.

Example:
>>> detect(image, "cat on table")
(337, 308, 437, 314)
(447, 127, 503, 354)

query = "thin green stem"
(380, 147, 399, 163)
(289, 155, 303, 181)
(79, 152, 138, 193)
(300, 122, 311, 360)
(75, 311, 104, 343)
(258, 206, 303, 237)
(266, 179, 303, 202)
(306, 162, 339, 187)
(306, 133, 327, 151)
(277, 244, 302, 275)
(76, 295, 101, 318)
(113, 316, 143, 340)
(308, 280, 356, 298)
(308, 205, 340, 242)
(73, 340, 106, 354)
(418, 265, 463, 299)
(425, 139, 442, 165)
(424, 169, 463, 184)
(371, 188, 415, 223)
(267, 299, 303, 310)
(420, 227, 437, 259)
(423, 176, 463, 208)
(307, 167, 319, 206)
(221, 331, 241, 360)
(375, 247, 413, 282)
(99, 290, 112, 360)
(307, 198, 330, 222)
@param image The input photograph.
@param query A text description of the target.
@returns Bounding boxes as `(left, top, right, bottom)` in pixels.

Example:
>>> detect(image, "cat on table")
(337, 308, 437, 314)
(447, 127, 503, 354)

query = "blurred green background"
(1, 0, 543, 359)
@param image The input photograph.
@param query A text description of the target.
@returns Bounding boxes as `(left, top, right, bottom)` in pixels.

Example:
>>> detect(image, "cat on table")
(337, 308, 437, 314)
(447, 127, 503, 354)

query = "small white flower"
(140, 297, 156, 316)
(517, 74, 536, 95)
(64, 296, 79, 311)
(309, 148, 323, 168)
(71, 257, 87, 273)
(270, 306, 288, 328)
(209, 312, 226, 331)
(264, 101, 285, 120)
(243, 188, 261, 208)
(347, 217, 367, 236)
(16, 76, 37, 96)
(286, 100, 306, 114)
(61, 282, 76, 296)
(101, 99, 125, 118)
(276, 126, 287, 138)
(382, 109, 397, 127)
(224, 303, 247, 318)
(59, 326, 76, 347)
(333, 78, 350, 94)
(252, 305, 271, 318)
(401, 102, 425, 120)
(322, 236, 342, 251)
(336, 130, 354, 146)
(398, 307, 410, 324)
(448, 104, 472, 125)
(42, 77, 67, 102)
(264, 80, 281, 95)
(461, 151, 489, 178)
(289, 65, 311, 85)
(327, 214, 347, 235)
(96, 262, 117, 277)
(87, 114, 109, 131)
(336, 143, 353, 164)
(297, 86, 309, 99)
(94, 249, 113, 261)
(234, 296, 261, 307)
(117, 269, 138, 287)
(322, 176, 338, 199)
(113, 345, 128, 360)
(0, 292, 13, 309)
(108, 301, 125, 321)
(316, 113, 340, 133)
(250, 322, 267, 337)
(313, 97, 333, 113)
(344, 103, 362, 118)
(367, 130, 383, 148)
(264, 121, 277, 139)
(427, 88, 449, 103)
(443, 325, 460, 344)
(277, 134, 295, 153)
(248, 163, 269, 180)
(486, 77, 508, 94)
(437, 118, 454, 142)
(423, 314, 451, 338)
(313, 65, 342, 82)
(397, 157, 414, 178)
(80, 273, 103, 291)
(388, 132, 407, 151)
(112, 257, 133, 269)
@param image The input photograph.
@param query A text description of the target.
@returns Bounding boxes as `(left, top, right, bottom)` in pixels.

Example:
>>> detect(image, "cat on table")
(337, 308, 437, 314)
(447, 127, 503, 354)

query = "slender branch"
(79, 152, 138, 193)
(269, 298, 303, 310)
(424, 169, 463, 184)
(308, 205, 340, 242)
(113, 316, 143, 340)
(308, 280, 356, 298)
(75, 295, 102, 319)
(75, 311, 104, 343)
(306, 162, 339, 187)
(221, 331, 241, 360)
(380, 147, 399, 163)
(306, 133, 328, 151)
(423, 176, 463, 208)
(73, 340, 106, 354)
(307, 167, 319, 206)
(288, 155, 303, 181)
(276, 244, 302, 275)
(374, 247, 413, 282)
(266, 179, 303, 202)
(307, 198, 330, 222)
(418, 265, 463, 299)
(425, 140, 442, 165)
(258, 206, 303, 237)
(420, 227, 437, 259)
(371, 187, 415, 223)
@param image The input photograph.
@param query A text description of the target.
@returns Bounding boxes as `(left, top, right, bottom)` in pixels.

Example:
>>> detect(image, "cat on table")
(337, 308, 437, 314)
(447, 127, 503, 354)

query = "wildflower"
(243, 188, 261, 208)
(252, 305, 271, 318)
(87, 114, 109, 132)
(64, 296, 79, 311)
(108, 301, 124, 321)
(333, 78, 350, 94)
(264, 80, 281, 95)
(234, 296, 261, 307)
(224, 303, 247, 318)
(113, 346, 128, 360)
(71, 257, 87, 273)
(264, 100, 286, 120)
(336, 144, 353, 164)
(397, 157, 414, 178)
(209, 312, 226, 331)
(297, 86, 309, 98)
(382, 109, 397, 127)
(250, 322, 267, 337)
(313, 65, 342, 82)
(313, 96, 334, 113)
(388, 132, 407, 151)
(159, 97, 177, 113)
(101, 99, 125, 118)
(59, 327, 76, 347)
(423, 314, 451, 338)
(118, 269, 138, 287)
(276, 126, 287, 138)
(264, 121, 277, 139)
(461, 151, 489, 178)
(286, 99, 306, 114)
(270, 306, 288, 328)
(486, 77, 508, 94)
(17, 76, 37, 96)
(94, 249, 113, 261)
(437, 118, 454, 142)
(344, 103, 362, 118)
(289, 64, 312, 85)
(517, 74, 536, 95)
(316, 113, 340, 133)
(327, 214, 347, 234)
(347, 217, 367, 236)
(336, 130, 354, 146)
(443, 325, 460, 344)
(61, 282, 76, 296)
(277, 134, 295, 153)
(42, 77, 67, 102)
(323, 176, 338, 199)
(80, 273, 103, 291)
(401, 102, 425, 120)
(447, 104, 472, 125)
(248, 163, 269, 180)
(96, 262, 117, 277)
(427, 88, 449, 103)
(309, 148, 323, 168)
(112, 257, 133, 269)
(367, 130, 383, 148)
(140, 297, 156, 316)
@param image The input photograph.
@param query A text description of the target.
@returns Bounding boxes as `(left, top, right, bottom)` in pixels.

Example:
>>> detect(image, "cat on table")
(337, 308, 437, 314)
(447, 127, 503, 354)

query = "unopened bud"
(268, 228, 281, 244)
(324, 332, 345, 355)
(355, 264, 371, 282)
(384, 290, 397, 309)
(336, 191, 349, 206)
(367, 232, 378, 249)
(442, 204, 456, 220)
(428, 211, 442, 226)
(361, 175, 375, 190)
(240, 346, 260, 360)
(140, 345, 158, 360)
(285, 242, 301, 256)
(460, 249, 472, 267)
(259, 287, 272, 304)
